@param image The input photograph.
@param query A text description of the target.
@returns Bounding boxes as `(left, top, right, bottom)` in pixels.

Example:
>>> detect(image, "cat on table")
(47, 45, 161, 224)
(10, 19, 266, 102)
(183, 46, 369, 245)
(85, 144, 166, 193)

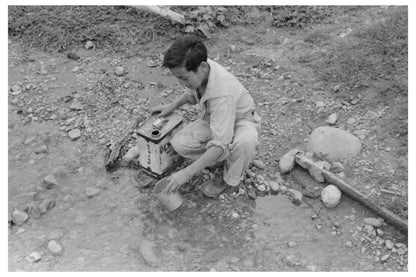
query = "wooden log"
(295, 153, 408, 234)
(131, 5, 185, 25)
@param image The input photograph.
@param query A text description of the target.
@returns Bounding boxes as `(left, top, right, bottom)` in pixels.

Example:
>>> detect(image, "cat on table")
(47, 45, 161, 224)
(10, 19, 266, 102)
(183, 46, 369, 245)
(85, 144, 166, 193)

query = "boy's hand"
(150, 103, 174, 118)
(165, 169, 193, 193)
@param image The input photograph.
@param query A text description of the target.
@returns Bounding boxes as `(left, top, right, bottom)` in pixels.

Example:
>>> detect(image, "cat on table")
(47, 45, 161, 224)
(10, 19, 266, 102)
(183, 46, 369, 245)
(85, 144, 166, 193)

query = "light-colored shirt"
(185, 59, 256, 160)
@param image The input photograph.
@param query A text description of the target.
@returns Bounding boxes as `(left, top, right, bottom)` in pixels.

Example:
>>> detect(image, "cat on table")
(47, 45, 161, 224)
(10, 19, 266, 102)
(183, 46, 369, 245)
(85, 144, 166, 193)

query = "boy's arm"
(170, 92, 194, 110)
(166, 145, 223, 193)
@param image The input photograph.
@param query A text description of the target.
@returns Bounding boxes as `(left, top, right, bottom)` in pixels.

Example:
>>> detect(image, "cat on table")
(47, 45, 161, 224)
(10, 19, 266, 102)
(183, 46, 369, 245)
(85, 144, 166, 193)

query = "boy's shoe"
(201, 179, 227, 198)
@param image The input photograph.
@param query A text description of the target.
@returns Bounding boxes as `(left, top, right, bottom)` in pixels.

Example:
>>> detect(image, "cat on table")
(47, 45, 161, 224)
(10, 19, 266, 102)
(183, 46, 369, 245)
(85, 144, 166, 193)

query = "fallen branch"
(295, 153, 408, 234)
(104, 115, 145, 171)
(131, 5, 185, 25)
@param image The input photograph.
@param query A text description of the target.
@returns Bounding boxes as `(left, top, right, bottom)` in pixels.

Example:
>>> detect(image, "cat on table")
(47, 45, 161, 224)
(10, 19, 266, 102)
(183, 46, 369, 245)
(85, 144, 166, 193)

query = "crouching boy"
(150, 35, 261, 197)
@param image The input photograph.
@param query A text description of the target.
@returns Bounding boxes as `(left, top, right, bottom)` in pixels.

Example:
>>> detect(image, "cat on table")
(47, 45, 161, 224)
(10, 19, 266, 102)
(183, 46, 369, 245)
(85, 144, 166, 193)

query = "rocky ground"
(8, 6, 407, 271)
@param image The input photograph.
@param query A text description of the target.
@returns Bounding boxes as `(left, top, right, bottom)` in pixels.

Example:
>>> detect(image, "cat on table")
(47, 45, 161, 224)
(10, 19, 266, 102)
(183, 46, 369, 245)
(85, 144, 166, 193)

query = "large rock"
(307, 126, 361, 160)
(321, 185, 342, 208)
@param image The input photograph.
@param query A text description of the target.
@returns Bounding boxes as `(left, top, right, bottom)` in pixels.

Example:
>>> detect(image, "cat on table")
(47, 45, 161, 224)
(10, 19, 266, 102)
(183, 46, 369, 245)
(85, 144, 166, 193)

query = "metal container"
(136, 113, 183, 177)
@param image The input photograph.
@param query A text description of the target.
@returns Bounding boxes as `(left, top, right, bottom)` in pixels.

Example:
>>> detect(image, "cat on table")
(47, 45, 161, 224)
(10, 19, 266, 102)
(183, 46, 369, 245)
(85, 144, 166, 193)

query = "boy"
(150, 35, 261, 197)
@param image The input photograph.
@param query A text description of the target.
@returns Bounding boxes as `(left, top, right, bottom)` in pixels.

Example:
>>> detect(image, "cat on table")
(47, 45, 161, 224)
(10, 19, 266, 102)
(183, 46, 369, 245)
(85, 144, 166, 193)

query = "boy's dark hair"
(162, 35, 207, 72)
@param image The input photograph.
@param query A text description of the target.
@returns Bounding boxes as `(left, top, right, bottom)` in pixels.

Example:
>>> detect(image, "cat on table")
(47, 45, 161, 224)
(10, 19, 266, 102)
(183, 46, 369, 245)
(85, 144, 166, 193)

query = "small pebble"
(345, 241, 353, 247)
(43, 174, 58, 189)
(12, 209, 29, 226)
(231, 212, 240, 219)
(288, 241, 297, 248)
(385, 240, 394, 249)
(26, 252, 42, 263)
(47, 240, 63, 255)
(85, 41, 95, 49)
(115, 66, 127, 76)
(363, 217, 384, 228)
(380, 254, 389, 262)
(252, 159, 265, 169)
(86, 187, 101, 198)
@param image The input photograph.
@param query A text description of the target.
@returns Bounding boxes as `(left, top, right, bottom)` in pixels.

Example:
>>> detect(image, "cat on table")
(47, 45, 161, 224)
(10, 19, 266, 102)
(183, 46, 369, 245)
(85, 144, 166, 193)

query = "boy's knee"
(171, 133, 186, 156)
(232, 137, 258, 155)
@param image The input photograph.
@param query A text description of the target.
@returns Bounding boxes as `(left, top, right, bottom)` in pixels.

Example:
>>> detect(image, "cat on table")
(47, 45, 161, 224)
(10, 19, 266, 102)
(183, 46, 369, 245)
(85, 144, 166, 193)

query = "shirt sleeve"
(205, 96, 236, 161)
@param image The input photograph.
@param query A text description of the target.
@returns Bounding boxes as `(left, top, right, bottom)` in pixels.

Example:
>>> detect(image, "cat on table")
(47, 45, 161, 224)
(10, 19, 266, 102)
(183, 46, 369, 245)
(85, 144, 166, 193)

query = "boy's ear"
(199, 61, 209, 71)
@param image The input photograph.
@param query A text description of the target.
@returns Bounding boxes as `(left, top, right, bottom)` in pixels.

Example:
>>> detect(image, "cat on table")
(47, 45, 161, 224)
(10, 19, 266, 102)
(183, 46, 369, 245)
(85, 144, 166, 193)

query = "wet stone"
(48, 240, 63, 255)
(12, 209, 29, 226)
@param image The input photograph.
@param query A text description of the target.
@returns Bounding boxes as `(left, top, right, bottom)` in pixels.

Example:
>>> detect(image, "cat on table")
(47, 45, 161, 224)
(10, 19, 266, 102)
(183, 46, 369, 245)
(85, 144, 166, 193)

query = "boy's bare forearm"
(171, 93, 192, 110)
(184, 146, 223, 177)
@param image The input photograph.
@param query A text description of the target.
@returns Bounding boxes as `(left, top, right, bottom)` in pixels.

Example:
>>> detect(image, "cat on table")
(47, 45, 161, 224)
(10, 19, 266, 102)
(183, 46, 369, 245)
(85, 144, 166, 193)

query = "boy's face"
(170, 62, 208, 90)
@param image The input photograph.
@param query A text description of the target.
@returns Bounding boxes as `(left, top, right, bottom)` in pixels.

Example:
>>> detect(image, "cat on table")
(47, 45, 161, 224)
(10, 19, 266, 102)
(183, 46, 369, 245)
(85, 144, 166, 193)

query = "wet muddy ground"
(8, 6, 407, 271)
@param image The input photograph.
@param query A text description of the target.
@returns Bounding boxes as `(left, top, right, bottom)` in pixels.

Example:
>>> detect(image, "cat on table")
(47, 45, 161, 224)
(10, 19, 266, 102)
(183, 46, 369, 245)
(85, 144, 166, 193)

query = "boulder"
(279, 149, 302, 173)
(307, 126, 361, 160)
(321, 185, 342, 208)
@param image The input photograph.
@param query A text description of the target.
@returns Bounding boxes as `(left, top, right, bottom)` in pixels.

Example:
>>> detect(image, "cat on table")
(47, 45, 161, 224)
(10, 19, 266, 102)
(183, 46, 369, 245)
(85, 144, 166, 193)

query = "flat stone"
(307, 126, 361, 160)
(12, 209, 29, 225)
(68, 129, 81, 140)
(86, 187, 101, 198)
(279, 149, 301, 173)
(48, 240, 63, 255)
(321, 185, 342, 208)
(363, 217, 384, 228)
(43, 174, 58, 189)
